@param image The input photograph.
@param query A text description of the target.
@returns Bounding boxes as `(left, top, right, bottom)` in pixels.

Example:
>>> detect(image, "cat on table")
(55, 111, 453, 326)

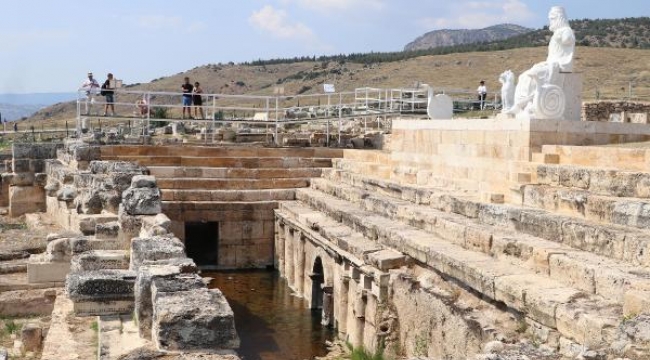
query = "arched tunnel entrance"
(310, 256, 333, 327)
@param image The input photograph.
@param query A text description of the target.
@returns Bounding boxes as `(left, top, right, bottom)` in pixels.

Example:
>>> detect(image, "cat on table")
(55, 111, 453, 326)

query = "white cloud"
(249, 5, 314, 39)
(418, 0, 534, 30)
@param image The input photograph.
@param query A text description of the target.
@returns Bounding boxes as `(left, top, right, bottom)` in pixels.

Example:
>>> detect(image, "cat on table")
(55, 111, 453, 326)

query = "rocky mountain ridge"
(404, 24, 532, 51)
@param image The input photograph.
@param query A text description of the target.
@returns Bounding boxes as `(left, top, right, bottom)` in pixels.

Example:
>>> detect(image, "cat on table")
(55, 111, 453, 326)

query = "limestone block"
(141, 257, 199, 274)
(560, 221, 625, 260)
(548, 254, 596, 294)
(623, 233, 650, 267)
(27, 262, 71, 283)
(629, 112, 649, 124)
(95, 221, 120, 240)
(140, 213, 172, 237)
(151, 288, 239, 351)
(89, 160, 147, 175)
(122, 187, 161, 215)
(65, 270, 137, 316)
(20, 323, 42, 352)
(555, 298, 620, 346)
(44, 181, 58, 198)
(363, 250, 407, 271)
(13, 143, 61, 160)
(72, 145, 101, 162)
(130, 235, 186, 271)
(9, 186, 45, 217)
(69, 237, 122, 254)
(12, 159, 30, 173)
(138, 272, 205, 339)
(135, 265, 183, 339)
(131, 175, 157, 188)
(70, 250, 129, 272)
(56, 186, 76, 202)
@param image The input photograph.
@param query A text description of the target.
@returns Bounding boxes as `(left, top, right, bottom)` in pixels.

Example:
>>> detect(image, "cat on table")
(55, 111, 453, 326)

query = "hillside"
(404, 24, 532, 51)
(25, 46, 650, 125)
(405, 17, 650, 54)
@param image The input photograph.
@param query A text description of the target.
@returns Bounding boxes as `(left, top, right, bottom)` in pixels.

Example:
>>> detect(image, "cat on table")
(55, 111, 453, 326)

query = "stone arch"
(310, 256, 325, 309)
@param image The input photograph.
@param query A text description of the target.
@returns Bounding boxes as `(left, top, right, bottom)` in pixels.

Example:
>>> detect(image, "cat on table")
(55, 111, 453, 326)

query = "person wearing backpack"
(102, 73, 116, 116)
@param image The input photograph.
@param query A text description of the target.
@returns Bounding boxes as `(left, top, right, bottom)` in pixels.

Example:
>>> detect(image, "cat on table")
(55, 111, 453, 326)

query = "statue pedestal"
(556, 72, 583, 121)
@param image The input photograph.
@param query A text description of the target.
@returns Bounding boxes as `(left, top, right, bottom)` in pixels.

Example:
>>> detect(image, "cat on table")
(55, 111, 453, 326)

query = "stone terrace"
(274, 118, 650, 359)
(100, 145, 343, 269)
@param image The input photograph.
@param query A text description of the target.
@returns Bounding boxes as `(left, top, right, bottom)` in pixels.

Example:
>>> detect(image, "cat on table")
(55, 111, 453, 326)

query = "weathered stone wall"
(5, 143, 63, 217)
(388, 118, 650, 203)
(582, 101, 650, 123)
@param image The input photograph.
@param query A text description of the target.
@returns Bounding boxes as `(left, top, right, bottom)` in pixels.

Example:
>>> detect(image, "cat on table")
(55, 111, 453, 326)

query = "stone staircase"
(276, 148, 650, 358)
(98, 145, 343, 269)
(100, 146, 342, 205)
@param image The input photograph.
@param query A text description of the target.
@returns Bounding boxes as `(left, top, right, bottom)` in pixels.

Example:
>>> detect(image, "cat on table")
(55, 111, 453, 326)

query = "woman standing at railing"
(193, 82, 204, 120)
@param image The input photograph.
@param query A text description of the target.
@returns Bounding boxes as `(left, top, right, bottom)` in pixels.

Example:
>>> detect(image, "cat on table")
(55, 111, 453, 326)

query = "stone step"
(542, 145, 650, 172)
(277, 202, 385, 261)
(308, 179, 650, 303)
(323, 168, 650, 268)
(102, 156, 334, 169)
(537, 163, 650, 198)
(523, 184, 650, 230)
(161, 189, 296, 202)
(332, 158, 392, 179)
(148, 166, 323, 179)
(100, 145, 343, 159)
(156, 177, 310, 190)
(162, 201, 278, 223)
(341, 149, 392, 164)
(289, 189, 624, 347)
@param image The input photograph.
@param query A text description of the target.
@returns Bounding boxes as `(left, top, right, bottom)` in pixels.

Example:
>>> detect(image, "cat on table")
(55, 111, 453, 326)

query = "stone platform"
(274, 118, 650, 359)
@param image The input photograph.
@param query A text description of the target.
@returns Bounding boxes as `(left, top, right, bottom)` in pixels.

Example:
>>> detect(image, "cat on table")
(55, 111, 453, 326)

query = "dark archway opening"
(310, 257, 324, 310)
(185, 221, 219, 268)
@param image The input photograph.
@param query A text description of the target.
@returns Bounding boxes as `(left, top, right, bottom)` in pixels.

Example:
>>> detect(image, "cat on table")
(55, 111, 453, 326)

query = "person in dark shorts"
(192, 82, 204, 120)
(181, 77, 194, 119)
(102, 73, 116, 116)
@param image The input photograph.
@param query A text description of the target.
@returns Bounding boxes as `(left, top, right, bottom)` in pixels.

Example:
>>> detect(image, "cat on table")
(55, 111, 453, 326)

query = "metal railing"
(75, 86, 504, 145)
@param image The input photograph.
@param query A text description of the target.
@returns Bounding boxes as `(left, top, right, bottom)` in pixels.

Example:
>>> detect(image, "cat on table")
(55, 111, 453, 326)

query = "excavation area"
(0, 109, 650, 359)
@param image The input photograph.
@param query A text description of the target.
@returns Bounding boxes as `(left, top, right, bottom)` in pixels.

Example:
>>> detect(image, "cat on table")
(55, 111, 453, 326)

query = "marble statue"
(499, 70, 515, 113)
(506, 6, 575, 119)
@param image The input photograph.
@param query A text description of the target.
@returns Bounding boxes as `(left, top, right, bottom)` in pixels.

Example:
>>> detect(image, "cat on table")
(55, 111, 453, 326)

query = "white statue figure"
(507, 6, 575, 118)
(499, 70, 515, 112)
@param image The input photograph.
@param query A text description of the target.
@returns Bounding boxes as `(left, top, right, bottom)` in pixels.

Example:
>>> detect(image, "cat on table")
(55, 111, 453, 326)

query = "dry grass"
(22, 46, 650, 129)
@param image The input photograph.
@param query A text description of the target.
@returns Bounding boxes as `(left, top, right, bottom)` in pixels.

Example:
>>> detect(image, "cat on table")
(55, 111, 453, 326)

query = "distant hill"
(0, 103, 44, 122)
(404, 24, 532, 51)
(0, 93, 76, 106)
(24, 46, 650, 124)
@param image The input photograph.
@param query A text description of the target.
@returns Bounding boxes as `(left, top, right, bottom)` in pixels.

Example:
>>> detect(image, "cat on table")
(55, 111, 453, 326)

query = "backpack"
(100, 82, 108, 96)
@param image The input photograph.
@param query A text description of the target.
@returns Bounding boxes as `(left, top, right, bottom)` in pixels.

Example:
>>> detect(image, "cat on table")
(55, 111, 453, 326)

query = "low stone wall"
(388, 118, 650, 203)
(582, 101, 650, 123)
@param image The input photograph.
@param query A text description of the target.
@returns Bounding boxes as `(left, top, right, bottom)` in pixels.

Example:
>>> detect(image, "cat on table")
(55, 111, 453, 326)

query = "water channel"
(206, 270, 335, 360)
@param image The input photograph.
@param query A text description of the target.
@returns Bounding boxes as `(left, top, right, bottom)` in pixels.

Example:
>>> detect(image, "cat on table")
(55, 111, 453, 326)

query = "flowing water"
(206, 270, 334, 360)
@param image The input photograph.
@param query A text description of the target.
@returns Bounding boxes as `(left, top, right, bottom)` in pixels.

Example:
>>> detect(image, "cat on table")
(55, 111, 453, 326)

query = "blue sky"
(0, 0, 648, 93)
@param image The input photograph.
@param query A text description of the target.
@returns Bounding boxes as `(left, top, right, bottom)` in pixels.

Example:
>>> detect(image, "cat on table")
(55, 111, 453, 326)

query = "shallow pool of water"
(205, 270, 334, 360)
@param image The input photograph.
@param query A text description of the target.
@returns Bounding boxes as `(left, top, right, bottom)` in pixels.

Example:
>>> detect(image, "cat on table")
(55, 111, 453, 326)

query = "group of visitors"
(79, 72, 205, 119)
(181, 77, 205, 120)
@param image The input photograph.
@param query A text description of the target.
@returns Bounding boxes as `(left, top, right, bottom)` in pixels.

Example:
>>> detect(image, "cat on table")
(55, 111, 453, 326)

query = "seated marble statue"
(507, 6, 575, 116)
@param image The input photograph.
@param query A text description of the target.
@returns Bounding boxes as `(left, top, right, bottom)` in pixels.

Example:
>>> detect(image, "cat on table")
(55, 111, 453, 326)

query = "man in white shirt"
(80, 72, 100, 115)
(477, 80, 487, 110)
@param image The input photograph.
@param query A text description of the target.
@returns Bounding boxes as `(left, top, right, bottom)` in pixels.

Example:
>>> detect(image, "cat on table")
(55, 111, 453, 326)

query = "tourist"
(193, 82, 204, 120)
(181, 77, 194, 119)
(13, 122, 17, 132)
(80, 72, 100, 115)
(102, 73, 116, 117)
(477, 80, 487, 110)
